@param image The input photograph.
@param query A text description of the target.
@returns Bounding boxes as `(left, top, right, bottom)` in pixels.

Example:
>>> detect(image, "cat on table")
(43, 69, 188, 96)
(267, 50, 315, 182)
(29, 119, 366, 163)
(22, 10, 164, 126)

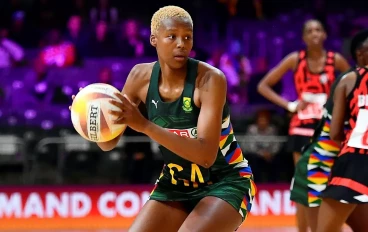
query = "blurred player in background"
(257, 19, 350, 232)
(316, 29, 368, 232)
(290, 29, 368, 232)
(72, 5, 256, 232)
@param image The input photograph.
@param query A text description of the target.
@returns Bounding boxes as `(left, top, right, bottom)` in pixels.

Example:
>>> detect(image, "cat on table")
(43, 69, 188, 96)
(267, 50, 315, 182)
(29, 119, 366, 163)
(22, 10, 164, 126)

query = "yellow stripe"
(219, 136, 228, 148)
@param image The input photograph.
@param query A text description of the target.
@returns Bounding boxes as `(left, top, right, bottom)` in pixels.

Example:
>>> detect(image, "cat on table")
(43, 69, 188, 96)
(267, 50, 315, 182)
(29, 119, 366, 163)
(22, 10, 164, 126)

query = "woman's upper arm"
(96, 64, 147, 150)
(330, 72, 356, 141)
(335, 53, 351, 73)
(330, 81, 346, 140)
(258, 52, 298, 87)
(121, 63, 147, 104)
(196, 69, 227, 161)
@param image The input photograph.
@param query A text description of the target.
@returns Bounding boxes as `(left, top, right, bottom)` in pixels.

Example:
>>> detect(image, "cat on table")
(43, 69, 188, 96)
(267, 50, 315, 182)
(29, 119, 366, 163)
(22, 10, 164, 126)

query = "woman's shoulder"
(128, 62, 156, 83)
(196, 60, 226, 86)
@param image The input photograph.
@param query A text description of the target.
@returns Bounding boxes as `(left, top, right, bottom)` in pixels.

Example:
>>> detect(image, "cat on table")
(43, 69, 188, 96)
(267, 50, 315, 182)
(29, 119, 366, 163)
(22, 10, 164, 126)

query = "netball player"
(290, 29, 368, 232)
(72, 5, 256, 232)
(257, 19, 350, 232)
(316, 30, 368, 232)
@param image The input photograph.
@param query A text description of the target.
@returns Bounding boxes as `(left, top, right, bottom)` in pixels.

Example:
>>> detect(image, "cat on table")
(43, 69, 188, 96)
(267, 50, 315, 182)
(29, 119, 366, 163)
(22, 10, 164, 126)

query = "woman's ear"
(150, 34, 157, 47)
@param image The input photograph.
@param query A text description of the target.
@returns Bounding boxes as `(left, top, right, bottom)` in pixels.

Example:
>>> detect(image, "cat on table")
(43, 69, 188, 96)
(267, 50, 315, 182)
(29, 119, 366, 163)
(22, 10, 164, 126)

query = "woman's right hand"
(287, 100, 309, 113)
(69, 87, 83, 110)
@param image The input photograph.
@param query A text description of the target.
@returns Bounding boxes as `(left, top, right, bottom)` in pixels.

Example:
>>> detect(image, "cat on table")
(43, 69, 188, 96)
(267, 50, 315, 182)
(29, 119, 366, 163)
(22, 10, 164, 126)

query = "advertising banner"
(0, 184, 296, 230)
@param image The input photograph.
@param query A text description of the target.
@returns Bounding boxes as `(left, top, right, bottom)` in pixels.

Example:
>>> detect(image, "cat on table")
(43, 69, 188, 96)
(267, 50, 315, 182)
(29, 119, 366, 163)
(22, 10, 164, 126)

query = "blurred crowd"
(0, 0, 366, 107)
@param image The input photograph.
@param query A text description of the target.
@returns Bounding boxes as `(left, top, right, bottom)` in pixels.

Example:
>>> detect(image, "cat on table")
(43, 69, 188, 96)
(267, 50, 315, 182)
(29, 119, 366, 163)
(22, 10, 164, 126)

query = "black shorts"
(287, 135, 312, 153)
(320, 153, 368, 204)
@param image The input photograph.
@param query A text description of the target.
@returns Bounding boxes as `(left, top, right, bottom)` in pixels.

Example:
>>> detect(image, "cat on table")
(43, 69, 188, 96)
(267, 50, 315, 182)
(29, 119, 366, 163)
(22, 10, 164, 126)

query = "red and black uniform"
(321, 67, 368, 203)
(288, 50, 336, 153)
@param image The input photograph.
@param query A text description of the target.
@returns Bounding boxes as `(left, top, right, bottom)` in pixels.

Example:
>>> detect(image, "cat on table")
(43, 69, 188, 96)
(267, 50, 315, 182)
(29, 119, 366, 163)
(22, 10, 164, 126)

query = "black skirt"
(320, 153, 368, 204)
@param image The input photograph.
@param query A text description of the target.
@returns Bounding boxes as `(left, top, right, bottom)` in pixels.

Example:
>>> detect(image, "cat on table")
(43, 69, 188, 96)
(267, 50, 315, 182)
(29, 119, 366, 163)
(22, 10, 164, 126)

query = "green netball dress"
(146, 58, 256, 221)
(290, 69, 353, 207)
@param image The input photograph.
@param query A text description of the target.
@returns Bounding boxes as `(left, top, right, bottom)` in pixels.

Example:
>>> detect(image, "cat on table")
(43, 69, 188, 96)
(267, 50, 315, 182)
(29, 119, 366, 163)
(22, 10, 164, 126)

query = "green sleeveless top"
(145, 58, 251, 190)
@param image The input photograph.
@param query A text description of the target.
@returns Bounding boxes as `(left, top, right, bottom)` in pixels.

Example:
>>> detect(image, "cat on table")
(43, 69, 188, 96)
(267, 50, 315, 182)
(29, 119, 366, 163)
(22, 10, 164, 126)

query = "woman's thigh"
(178, 196, 243, 232)
(129, 199, 189, 232)
(346, 204, 368, 232)
(316, 198, 356, 232)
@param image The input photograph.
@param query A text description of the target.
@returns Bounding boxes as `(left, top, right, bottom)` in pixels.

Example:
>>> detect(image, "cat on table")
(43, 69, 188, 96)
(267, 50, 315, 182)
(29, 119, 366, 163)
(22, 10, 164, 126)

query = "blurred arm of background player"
(96, 64, 146, 151)
(335, 52, 352, 73)
(257, 52, 308, 113)
(330, 71, 356, 143)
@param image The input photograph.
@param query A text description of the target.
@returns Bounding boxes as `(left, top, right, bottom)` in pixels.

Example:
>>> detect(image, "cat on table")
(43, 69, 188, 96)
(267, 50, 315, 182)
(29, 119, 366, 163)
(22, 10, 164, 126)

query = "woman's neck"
(158, 59, 187, 87)
(306, 48, 325, 59)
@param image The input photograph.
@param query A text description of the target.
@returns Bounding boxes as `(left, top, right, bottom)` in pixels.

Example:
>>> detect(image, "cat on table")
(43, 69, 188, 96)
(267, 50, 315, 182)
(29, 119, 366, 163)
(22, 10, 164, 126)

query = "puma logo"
(151, 100, 158, 109)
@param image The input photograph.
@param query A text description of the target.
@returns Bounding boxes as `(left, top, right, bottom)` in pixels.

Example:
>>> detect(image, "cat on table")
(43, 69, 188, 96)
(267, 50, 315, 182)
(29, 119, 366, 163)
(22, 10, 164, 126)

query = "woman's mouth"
(174, 55, 186, 61)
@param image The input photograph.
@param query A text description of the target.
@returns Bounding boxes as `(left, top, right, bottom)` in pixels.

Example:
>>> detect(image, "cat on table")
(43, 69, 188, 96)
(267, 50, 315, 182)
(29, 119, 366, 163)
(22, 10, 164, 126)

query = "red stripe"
(329, 177, 368, 196)
(239, 172, 252, 178)
(220, 135, 227, 141)
(358, 67, 366, 75)
(309, 172, 329, 178)
(320, 139, 339, 147)
(229, 147, 242, 163)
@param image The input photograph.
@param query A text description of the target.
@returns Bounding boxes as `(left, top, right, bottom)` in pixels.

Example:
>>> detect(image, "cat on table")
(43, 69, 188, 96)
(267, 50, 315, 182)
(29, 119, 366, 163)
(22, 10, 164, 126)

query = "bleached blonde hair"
(150, 6, 193, 35)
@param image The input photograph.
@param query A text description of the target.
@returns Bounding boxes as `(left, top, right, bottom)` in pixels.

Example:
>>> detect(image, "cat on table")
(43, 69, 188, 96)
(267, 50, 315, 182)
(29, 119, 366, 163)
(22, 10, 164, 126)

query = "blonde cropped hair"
(151, 6, 193, 35)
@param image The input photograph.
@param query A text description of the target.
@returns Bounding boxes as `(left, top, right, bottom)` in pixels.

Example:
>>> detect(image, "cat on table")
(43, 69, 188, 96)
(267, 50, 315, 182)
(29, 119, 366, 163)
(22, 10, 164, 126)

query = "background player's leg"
(293, 151, 308, 232)
(346, 204, 368, 232)
(316, 198, 356, 232)
(178, 196, 243, 232)
(296, 203, 308, 232)
(306, 207, 319, 232)
(129, 200, 188, 232)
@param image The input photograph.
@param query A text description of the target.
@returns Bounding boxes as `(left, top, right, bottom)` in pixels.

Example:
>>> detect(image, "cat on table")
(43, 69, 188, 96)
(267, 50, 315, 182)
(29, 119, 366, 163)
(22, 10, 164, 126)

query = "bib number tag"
(347, 109, 368, 149)
(297, 93, 327, 120)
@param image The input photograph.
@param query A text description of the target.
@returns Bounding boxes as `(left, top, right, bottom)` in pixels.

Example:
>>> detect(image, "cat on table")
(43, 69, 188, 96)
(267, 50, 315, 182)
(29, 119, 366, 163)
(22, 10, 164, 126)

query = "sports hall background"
(0, 0, 365, 231)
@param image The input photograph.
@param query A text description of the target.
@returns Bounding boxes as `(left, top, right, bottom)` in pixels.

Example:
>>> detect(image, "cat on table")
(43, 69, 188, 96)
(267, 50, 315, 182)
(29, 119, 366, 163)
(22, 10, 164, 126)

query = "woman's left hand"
(108, 93, 149, 133)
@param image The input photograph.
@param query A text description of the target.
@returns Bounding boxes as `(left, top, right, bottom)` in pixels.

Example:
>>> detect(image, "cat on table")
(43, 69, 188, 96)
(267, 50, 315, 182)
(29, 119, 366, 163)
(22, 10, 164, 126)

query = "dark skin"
(306, 63, 368, 232)
(302, 73, 353, 232)
(294, 42, 368, 232)
(257, 20, 350, 232)
(72, 17, 243, 232)
(317, 41, 368, 232)
(329, 71, 356, 143)
(331, 40, 368, 142)
(305, 71, 365, 232)
(317, 76, 368, 232)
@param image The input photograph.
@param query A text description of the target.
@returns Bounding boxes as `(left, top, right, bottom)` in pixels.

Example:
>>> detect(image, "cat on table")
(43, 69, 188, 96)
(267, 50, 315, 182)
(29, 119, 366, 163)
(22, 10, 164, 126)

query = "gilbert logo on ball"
(70, 83, 126, 142)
